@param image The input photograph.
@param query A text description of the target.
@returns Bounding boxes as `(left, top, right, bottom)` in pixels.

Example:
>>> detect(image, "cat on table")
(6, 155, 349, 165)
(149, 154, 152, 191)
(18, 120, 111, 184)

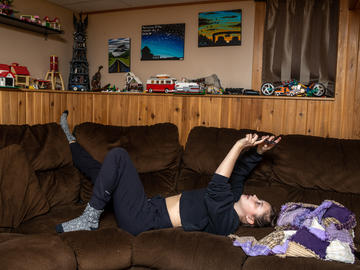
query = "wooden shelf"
(0, 13, 63, 38)
(0, 87, 335, 101)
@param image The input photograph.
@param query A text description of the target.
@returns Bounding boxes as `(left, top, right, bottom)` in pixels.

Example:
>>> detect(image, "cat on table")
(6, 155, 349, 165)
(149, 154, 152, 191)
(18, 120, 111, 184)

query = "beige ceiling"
(46, 0, 218, 13)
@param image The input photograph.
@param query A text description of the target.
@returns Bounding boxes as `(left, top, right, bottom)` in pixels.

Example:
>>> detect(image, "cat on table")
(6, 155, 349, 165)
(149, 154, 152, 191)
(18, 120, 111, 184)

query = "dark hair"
(253, 206, 277, 227)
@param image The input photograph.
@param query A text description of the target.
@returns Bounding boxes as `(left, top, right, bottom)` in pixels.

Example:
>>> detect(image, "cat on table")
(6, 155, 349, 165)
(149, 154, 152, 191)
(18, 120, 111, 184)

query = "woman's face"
(238, 194, 271, 224)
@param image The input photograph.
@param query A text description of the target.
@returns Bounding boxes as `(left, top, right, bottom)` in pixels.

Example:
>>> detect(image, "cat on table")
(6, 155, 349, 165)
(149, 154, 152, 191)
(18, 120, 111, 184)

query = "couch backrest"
(177, 126, 273, 192)
(74, 122, 183, 199)
(0, 123, 81, 208)
(269, 134, 360, 194)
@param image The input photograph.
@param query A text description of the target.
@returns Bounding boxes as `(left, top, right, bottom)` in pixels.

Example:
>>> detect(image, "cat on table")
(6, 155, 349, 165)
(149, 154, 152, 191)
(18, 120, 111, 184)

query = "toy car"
(146, 74, 177, 93)
(174, 82, 204, 94)
(71, 84, 87, 91)
(261, 80, 326, 97)
(224, 88, 244, 95)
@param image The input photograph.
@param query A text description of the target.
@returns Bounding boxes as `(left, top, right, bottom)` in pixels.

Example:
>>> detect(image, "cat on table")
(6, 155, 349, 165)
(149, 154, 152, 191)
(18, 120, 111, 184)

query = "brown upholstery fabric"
(243, 256, 360, 270)
(270, 135, 360, 194)
(74, 122, 183, 200)
(0, 123, 72, 171)
(61, 228, 133, 270)
(0, 144, 49, 228)
(0, 233, 76, 270)
(17, 204, 119, 234)
(132, 228, 247, 270)
(177, 126, 273, 192)
(36, 166, 82, 207)
(0, 123, 81, 208)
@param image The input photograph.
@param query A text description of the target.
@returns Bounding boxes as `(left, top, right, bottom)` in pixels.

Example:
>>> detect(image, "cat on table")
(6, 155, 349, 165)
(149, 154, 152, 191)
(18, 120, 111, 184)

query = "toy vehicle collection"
(261, 80, 326, 97)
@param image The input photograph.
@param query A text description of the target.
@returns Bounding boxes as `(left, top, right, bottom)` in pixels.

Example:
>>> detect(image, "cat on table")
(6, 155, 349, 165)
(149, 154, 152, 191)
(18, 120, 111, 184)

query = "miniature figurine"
(146, 74, 177, 93)
(91, 65, 103, 91)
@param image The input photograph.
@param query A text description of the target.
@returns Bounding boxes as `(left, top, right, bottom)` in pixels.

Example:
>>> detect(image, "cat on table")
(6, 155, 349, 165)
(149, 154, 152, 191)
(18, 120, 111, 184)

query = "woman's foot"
(56, 203, 104, 233)
(60, 110, 76, 143)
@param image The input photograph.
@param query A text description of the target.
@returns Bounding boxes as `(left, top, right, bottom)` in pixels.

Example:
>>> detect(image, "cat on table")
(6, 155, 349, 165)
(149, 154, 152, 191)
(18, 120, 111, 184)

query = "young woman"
(56, 111, 281, 236)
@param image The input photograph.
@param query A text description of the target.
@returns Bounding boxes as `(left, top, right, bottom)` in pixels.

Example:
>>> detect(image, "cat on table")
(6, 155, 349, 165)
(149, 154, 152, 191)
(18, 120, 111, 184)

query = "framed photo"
(141, 23, 185, 60)
(108, 38, 130, 73)
(198, 9, 242, 47)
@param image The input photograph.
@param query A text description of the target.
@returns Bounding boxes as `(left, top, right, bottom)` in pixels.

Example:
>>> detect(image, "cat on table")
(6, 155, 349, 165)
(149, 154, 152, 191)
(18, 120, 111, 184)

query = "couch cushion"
(36, 165, 82, 208)
(17, 203, 118, 234)
(60, 228, 134, 270)
(133, 228, 247, 270)
(0, 123, 72, 171)
(270, 135, 360, 194)
(177, 126, 273, 192)
(0, 123, 81, 208)
(74, 122, 182, 199)
(0, 144, 49, 228)
(0, 233, 76, 270)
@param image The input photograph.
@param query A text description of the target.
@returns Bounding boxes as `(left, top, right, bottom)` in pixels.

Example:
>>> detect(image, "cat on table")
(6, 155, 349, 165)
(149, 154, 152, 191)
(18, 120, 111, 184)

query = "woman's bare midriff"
(165, 194, 182, 227)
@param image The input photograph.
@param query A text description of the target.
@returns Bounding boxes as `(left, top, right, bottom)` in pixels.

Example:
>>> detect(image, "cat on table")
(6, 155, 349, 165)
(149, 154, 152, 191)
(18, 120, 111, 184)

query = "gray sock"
(60, 110, 76, 142)
(56, 203, 103, 233)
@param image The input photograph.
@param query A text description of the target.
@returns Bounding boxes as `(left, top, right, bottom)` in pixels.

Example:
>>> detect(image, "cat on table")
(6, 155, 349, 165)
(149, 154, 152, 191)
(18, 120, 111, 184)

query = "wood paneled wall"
(0, 0, 359, 145)
(0, 91, 355, 145)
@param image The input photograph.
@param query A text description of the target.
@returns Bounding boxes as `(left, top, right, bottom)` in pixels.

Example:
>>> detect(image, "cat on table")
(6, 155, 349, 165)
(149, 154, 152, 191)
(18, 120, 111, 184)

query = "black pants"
(70, 143, 173, 235)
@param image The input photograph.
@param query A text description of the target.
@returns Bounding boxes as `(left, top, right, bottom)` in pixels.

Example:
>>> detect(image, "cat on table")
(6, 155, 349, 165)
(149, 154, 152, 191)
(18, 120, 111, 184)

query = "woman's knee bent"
(107, 147, 130, 160)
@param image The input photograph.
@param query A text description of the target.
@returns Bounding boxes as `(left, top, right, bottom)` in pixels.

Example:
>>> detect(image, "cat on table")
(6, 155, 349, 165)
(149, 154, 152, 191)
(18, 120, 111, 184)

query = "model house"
(10, 62, 30, 88)
(0, 0, 360, 269)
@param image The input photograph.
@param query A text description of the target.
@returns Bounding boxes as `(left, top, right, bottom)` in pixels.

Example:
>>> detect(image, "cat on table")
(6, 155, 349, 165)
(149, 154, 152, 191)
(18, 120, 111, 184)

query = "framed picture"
(108, 38, 130, 73)
(141, 23, 185, 60)
(198, 9, 242, 47)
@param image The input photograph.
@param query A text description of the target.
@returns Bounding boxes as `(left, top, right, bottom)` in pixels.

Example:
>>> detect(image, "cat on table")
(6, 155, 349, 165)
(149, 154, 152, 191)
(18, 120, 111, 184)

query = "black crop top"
(179, 148, 263, 235)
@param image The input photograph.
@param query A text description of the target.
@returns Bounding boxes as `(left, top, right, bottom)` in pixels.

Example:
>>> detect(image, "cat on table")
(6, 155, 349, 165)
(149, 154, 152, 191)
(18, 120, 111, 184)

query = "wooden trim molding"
(251, 1, 266, 90)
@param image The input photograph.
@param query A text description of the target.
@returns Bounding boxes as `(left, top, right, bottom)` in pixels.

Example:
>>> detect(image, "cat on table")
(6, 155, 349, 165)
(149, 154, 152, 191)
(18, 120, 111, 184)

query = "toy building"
(10, 63, 30, 88)
(0, 64, 15, 87)
(68, 14, 90, 91)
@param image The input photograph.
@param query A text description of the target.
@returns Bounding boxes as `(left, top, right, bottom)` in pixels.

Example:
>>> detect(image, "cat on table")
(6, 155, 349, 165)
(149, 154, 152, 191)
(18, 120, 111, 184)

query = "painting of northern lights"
(141, 23, 185, 60)
(198, 9, 242, 47)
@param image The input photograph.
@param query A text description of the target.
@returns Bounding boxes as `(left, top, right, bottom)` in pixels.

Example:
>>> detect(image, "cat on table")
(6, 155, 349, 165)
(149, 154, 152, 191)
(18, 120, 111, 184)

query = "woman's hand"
(237, 133, 268, 149)
(256, 135, 281, 155)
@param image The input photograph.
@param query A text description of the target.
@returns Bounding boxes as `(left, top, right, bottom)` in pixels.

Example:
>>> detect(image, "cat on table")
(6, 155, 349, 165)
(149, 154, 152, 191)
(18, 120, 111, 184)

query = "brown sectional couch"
(0, 122, 360, 270)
